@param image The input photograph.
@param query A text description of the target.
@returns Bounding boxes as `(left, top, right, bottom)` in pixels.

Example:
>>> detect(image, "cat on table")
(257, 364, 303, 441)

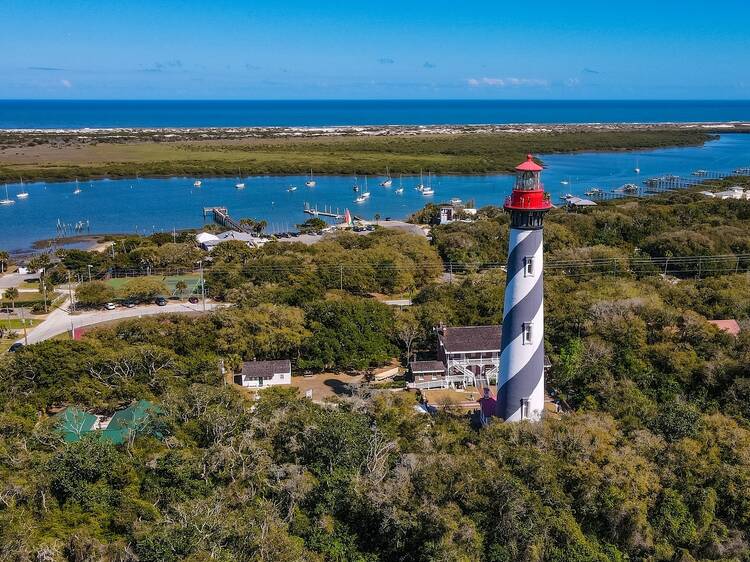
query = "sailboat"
(560, 177, 570, 185)
(73, 179, 82, 195)
(421, 172, 435, 196)
(1, 184, 15, 205)
(305, 169, 316, 188)
(16, 178, 29, 199)
(352, 175, 360, 192)
(362, 177, 371, 198)
(380, 166, 392, 187)
(287, 185, 297, 192)
(193, 179, 202, 187)
(395, 175, 404, 194)
(235, 169, 245, 189)
(355, 177, 371, 202)
(416, 169, 426, 191)
(634, 159, 641, 174)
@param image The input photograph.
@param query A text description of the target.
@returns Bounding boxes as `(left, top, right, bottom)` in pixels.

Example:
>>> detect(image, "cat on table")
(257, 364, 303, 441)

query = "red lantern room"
(504, 154, 551, 228)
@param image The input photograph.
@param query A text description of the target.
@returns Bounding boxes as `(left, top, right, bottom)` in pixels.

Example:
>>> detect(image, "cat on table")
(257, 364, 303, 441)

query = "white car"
(104, 302, 116, 310)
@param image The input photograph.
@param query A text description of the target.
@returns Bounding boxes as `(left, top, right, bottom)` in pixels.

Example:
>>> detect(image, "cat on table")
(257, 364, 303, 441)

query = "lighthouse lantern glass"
(516, 170, 540, 191)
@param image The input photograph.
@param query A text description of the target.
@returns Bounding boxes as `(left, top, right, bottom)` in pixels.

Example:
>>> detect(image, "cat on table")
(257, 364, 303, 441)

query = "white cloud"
(466, 77, 548, 88)
(60, 79, 72, 88)
(566, 77, 581, 87)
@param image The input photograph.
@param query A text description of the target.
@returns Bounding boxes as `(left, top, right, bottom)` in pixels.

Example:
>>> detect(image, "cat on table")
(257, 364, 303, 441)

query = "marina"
(1, 133, 750, 252)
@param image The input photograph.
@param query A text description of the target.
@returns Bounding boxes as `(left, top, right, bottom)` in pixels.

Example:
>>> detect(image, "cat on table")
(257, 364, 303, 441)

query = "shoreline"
(2, 121, 750, 137)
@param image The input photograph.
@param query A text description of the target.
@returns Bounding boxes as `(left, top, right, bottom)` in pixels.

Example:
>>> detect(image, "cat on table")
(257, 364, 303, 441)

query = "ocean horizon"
(2, 99, 750, 129)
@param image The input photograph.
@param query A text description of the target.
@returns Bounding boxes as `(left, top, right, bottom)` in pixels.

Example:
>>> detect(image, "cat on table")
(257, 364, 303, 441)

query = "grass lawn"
(106, 274, 201, 296)
(0, 318, 41, 351)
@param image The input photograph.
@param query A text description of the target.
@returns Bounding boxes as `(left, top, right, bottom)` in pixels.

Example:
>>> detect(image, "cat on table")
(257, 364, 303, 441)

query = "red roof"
(515, 154, 543, 172)
(708, 319, 741, 336)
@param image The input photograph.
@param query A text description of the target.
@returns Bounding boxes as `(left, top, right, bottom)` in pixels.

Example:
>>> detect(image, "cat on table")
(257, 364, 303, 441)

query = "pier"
(203, 207, 253, 233)
(303, 203, 364, 222)
(580, 165, 750, 203)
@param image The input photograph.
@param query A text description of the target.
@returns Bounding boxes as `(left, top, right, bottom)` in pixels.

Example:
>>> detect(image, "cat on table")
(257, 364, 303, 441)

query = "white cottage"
(234, 360, 292, 388)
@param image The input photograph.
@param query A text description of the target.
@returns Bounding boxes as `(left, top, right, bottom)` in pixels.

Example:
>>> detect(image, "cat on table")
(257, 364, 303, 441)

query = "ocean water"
(1, 134, 749, 253)
(2, 100, 750, 129)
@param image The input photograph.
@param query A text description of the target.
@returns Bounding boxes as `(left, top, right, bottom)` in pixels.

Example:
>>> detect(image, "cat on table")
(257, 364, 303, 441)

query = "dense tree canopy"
(1, 184, 750, 559)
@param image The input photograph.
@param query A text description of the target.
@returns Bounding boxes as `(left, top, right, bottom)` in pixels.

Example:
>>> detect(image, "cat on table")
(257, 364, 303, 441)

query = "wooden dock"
(202, 207, 253, 233)
(303, 203, 364, 222)
(581, 165, 750, 203)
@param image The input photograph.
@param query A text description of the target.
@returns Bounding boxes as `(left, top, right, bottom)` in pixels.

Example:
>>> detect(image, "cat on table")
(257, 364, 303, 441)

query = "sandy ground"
(291, 372, 365, 401)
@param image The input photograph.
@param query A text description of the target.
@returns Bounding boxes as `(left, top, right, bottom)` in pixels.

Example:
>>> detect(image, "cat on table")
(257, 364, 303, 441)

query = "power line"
(99, 253, 750, 279)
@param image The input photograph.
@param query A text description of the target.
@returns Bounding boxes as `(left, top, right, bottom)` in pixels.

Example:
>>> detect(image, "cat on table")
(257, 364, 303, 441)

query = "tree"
(214, 304, 309, 360)
(0, 250, 9, 273)
(301, 298, 397, 371)
(175, 280, 188, 297)
(394, 309, 422, 362)
(296, 218, 327, 234)
(120, 277, 169, 302)
(240, 218, 267, 234)
(75, 281, 117, 308)
(3, 287, 19, 315)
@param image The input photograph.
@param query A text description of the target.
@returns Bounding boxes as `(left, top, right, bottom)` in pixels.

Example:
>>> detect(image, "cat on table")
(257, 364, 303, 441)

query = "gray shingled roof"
(409, 360, 446, 374)
(241, 360, 291, 379)
(438, 325, 501, 353)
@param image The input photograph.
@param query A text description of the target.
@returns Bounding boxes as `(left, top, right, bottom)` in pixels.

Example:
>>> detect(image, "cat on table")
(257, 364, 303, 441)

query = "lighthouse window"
(522, 323, 533, 345)
(524, 256, 535, 277)
(521, 399, 530, 420)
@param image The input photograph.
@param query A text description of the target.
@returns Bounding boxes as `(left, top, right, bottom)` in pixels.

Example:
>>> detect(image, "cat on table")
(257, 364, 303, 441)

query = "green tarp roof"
(56, 400, 157, 445)
(56, 407, 98, 443)
(101, 400, 155, 444)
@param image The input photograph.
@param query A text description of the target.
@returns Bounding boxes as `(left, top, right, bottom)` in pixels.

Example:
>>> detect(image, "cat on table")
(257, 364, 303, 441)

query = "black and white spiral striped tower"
(496, 154, 551, 422)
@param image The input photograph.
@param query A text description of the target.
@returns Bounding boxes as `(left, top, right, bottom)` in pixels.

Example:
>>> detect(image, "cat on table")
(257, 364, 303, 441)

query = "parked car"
(104, 302, 116, 310)
(123, 300, 136, 308)
(155, 297, 168, 306)
(8, 342, 23, 353)
(188, 296, 199, 304)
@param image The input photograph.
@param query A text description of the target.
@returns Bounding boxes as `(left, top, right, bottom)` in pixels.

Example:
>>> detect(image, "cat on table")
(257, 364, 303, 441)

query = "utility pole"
(199, 260, 206, 312)
(20, 308, 28, 345)
(87, 264, 92, 282)
(42, 279, 48, 313)
(67, 271, 74, 312)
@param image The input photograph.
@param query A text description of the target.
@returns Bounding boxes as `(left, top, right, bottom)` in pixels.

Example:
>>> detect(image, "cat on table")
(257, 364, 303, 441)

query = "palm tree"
(175, 280, 188, 297)
(253, 220, 267, 235)
(3, 288, 19, 324)
(0, 251, 8, 274)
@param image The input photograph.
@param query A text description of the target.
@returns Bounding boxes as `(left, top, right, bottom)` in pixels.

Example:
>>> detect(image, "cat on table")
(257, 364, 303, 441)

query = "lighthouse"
(496, 155, 551, 422)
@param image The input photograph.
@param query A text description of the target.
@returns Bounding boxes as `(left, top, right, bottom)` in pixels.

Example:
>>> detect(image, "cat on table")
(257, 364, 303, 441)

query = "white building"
(233, 360, 292, 388)
(197, 230, 268, 251)
(408, 325, 501, 389)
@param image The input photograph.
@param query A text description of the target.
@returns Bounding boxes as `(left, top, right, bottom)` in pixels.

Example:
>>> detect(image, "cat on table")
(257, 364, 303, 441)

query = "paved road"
(16, 300, 225, 345)
(0, 273, 37, 290)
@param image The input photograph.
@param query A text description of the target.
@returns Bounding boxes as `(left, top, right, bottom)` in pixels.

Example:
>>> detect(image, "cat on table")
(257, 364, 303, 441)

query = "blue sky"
(1, 0, 749, 100)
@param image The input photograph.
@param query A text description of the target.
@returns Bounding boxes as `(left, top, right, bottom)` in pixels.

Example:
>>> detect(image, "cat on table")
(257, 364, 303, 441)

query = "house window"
(279, 373, 285, 380)
(521, 399, 530, 420)
(258, 377, 264, 387)
(524, 256, 535, 277)
(522, 323, 533, 345)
